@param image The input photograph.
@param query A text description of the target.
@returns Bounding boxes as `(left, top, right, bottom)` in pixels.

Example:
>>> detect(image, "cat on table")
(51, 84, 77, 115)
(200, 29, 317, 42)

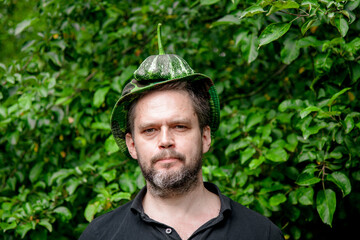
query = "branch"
(280, 10, 309, 17)
(223, 64, 288, 103)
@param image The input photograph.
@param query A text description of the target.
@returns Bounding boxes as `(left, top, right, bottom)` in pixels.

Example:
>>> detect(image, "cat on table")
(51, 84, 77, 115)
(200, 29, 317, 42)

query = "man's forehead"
(135, 89, 192, 109)
(133, 90, 196, 122)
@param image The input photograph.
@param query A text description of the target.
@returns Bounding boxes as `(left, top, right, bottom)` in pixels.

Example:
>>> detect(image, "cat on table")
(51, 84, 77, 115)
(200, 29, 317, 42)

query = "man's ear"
(202, 126, 211, 154)
(125, 133, 138, 159)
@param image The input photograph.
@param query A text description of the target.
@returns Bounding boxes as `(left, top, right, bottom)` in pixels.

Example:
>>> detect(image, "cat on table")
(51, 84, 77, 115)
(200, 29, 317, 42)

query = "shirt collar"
(130, 182, 232, 217)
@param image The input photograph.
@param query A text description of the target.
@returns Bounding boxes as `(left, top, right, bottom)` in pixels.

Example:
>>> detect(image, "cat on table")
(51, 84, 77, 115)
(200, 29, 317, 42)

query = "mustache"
(150, 150, 186, 164)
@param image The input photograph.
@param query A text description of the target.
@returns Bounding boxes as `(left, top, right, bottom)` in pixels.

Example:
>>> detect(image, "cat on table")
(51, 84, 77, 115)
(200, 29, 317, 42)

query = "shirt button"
(165, 228, 172, 234)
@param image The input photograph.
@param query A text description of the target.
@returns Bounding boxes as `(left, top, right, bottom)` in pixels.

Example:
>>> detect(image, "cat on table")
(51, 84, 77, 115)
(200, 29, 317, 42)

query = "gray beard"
(137, 148, 203, 198)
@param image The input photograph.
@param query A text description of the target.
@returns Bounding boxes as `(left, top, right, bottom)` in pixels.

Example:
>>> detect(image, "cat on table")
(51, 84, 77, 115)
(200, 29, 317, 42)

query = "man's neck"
(143, 177, 204, 213)
(142, 178, 221, 239)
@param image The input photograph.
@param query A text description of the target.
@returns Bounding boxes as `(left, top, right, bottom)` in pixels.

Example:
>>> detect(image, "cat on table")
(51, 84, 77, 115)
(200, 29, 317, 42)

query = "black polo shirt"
(79, 182, 284, 240)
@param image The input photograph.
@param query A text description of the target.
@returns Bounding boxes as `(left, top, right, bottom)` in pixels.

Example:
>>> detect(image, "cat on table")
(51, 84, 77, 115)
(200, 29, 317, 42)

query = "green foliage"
(1, 0, 360, 239)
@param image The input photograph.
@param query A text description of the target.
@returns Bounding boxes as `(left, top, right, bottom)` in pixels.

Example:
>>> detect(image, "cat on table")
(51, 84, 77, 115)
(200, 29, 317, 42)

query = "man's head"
(110, 24, 220, 197)
(125, 82, 212, 197)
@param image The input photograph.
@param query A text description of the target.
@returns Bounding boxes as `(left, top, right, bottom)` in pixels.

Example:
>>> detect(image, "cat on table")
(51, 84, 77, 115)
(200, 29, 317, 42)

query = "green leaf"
(240, 147, 256, 165)
(285, 133, 298, 152)
(212, 15, 240, 27)
(225, 140, 249, 156)
(258, 0, 273, 8)
(200, 0, 220, 5)
(15, 19, 35, 35)
(54, 206, 72, 222)
(243, 34, 259, 64)
(105, 135, 119, 154)
(297, 36, 324, 48)
(24, 202, 33, 215)
(49, 169, 74, 186)
(39, 219, 53, 232)
(322, 37, 345, 52)
(29, 162, 45, 183)
(327, 87, 351, 107)
(240, 5, 266, 18)
(301, 18, 317, 35)
(302, 121, 327, 140)
(334, 16, 349, 37)
(344, 114, 355, 134)
(267, 0, 300, 15)
(265, 147, 288, 162)
(259, 22, 292, 48)
(18, 94, 32, 111)
(111, 192, 131, 202)
(84, 201, 100, 222)
(296, 169, 321, 186)
(93, 87, 110, 108)
(101, 169, 117, 183)
(281, 38, 300, 64)
(66, 178, 80, 195)
(0, 221, 17, 231)
(16, 222, 32, 238)
(278, 99, 304, 112)
(316, 189, 336, 227)
(344, 37, 360, 54)
(46, 52, 62, 67)
(245, 112, 264, 131)
(314, 53, 333, 74)
(249, 155, 265, 170)
(119, 173, 137, 193)
(269, 193, 287, 206)
(301, 0, 319, 10)
(297, 187, 314, 205)
(91, 122, 111, 130)
(299, 106, 322, 119)
(350, 62, 360, 83)
(327, 172, 352, 197)
(346, 0, 360, 11)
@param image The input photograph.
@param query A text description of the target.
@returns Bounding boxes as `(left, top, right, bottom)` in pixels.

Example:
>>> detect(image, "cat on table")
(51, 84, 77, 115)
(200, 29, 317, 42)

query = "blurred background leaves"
(1, 0, 359, 239)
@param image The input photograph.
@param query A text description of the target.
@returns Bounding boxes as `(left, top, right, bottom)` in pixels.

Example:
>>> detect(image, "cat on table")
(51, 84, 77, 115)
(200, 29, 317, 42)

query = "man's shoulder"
(224, 195, 284, 239)
(78, 200, 135, 240)
(91, 200, 133, 225)
(228, 197, 270, 223)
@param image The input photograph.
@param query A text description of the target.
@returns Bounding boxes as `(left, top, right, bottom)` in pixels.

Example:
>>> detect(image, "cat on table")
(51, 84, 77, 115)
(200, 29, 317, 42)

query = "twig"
(85, 70, 97, 82)
(20, 55, 34, 72)
(223, 64, 288, 102)
(280, 10, 309, 17)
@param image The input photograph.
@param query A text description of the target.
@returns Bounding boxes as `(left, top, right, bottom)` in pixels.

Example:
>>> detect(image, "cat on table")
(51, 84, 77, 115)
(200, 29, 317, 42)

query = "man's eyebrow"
(170, 118, 192, 125)
(137, 118, 192, 129)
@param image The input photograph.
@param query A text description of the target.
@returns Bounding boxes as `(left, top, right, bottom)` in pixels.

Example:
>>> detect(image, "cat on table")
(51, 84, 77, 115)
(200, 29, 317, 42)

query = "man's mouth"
(155, 157, 180, 163)
(151, 150, 186, 165)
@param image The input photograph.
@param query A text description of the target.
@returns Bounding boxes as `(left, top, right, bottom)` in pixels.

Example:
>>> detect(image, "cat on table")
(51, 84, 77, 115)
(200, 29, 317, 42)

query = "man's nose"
(159, 128, 174, 149)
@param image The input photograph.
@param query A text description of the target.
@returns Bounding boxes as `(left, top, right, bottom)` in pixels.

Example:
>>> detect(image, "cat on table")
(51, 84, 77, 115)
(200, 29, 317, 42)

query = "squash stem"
(157, 23, 165, 55)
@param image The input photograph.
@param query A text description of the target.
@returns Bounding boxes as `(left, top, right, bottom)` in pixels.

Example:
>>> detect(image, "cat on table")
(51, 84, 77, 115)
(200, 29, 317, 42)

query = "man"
(79, 24, 284, 240)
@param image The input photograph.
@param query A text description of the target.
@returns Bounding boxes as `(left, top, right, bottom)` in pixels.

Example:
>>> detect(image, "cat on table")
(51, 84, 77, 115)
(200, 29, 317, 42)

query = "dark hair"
(126, 80, 211, 135)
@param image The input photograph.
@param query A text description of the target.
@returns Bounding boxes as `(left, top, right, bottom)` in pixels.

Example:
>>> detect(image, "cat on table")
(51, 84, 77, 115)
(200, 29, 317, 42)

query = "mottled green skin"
(134, 54, 194, 82)
(111, 53, 220, 156)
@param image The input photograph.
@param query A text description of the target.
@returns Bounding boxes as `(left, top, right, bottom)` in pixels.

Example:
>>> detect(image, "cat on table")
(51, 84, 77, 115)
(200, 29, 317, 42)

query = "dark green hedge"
(1, 0, 359, 239)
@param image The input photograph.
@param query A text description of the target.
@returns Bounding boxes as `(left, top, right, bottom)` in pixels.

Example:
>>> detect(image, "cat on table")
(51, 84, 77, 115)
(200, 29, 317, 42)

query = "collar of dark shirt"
(130, 182, 232, 220)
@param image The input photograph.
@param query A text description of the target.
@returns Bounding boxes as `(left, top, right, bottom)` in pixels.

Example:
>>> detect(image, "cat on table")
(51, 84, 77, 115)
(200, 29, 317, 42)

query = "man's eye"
(144, 128, 155, 133)
(175, 125, 187, 130)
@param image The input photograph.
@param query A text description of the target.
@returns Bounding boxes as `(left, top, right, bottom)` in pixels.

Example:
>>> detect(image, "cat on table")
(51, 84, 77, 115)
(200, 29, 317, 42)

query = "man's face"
(125, 90, 211, 197)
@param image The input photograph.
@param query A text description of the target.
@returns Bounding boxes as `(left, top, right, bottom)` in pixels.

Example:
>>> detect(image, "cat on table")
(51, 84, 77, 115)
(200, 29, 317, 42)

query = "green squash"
(134, 23, 194, 82)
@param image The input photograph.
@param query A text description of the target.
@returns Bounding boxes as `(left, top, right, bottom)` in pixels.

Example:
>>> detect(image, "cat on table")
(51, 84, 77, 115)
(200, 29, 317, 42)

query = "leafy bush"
(1, 0, 359, 239)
